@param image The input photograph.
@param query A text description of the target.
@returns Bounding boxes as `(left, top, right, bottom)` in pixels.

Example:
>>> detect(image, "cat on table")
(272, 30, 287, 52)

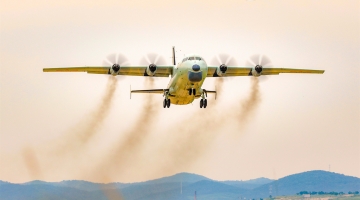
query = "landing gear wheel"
(203, 99, 207, 108)
(193, 89, 196, 96)
(163, 99, 167, 108)
(200, 99, 204, 108)
(166, 99, 171, 108)
(189, 89, 192, 96)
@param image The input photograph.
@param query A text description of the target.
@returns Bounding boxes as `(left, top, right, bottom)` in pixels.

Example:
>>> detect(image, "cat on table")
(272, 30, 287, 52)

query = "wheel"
(193, 89, 196, 96)
(200, 99, 203, 108)
(189, 89, 192, 95)
(167, 99, 171, 108)
(163, 99, 167, 108)
(203, 99, 207, 108)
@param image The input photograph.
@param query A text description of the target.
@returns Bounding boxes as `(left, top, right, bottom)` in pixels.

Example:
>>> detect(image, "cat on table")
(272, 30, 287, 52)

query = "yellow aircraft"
(43, 47, 324, 108)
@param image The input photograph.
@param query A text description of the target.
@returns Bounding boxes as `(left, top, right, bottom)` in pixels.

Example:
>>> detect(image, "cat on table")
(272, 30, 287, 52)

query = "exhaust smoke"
(92, 77, 159, 182)
(83, 77, 160, 200)
(236, 77, 261, 124)
(22, 147, 42, 180)
(152, 78, 228, 176)
(76, 76, 118, 144)
(55, 76, 118, 154)
(153, 77, 261, 176)
(29, 76, 119, 180)
(25, 74, 261, 194)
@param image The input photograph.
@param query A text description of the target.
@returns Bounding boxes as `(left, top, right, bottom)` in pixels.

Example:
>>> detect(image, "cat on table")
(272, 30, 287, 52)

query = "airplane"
(43, 47, 325, 108)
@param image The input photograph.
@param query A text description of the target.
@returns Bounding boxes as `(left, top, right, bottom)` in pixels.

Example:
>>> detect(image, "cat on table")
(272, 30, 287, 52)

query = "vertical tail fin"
(172, 46, 176, 65)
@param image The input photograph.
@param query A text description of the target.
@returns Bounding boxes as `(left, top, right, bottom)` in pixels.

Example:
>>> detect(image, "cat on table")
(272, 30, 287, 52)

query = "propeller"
(246, 54, 272, 81)
(103, 53, 129, 66)
(103, 53, 129, 77)
(211, 53, 238, 78)
(140, 53, 167, 77)
(212, 53, 238, 66)
(140, 53, 167, 66)
(246, 54, 271, 67)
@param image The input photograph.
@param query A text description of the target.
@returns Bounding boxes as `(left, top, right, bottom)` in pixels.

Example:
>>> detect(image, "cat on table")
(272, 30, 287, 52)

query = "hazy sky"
(0, 0, 359, 183)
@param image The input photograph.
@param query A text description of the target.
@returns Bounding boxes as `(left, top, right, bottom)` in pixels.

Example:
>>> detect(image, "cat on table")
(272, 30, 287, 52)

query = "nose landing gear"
(188, 88, 196, 96)
(163, 98, 170, 108)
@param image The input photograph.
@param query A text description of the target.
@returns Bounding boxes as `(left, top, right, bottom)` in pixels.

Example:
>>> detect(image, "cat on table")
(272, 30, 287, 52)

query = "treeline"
(297, 191, 359, 195)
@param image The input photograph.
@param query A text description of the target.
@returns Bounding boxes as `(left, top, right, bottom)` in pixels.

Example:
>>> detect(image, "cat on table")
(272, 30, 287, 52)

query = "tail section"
(172, 46, 176, 65)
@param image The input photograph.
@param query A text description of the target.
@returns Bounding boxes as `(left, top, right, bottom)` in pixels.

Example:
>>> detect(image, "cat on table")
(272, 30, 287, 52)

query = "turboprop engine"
(247, 54, 271, 77)
(145, 64, 157, 76)
(251, 65, 263, 77)
(216, 64, 228, 77)
(104, 53, 128, 76)
(140, 53, 166, 76)
(110, 64, 120, 75)
(212, 54, 236, 77)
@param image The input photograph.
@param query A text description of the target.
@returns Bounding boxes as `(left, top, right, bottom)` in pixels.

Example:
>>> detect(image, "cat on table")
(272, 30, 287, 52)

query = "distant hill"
(1, 170, 359, 200)
(246, 170, 360, 198)
(133, 172, 211, 185)
(222, 177, 274, 189)
(129, 180, 246, 200)
(117, 172, 212, 200)
(23, 179, 126, 191)
(0, 182, 107, 200)
(0, 181, 9, 185)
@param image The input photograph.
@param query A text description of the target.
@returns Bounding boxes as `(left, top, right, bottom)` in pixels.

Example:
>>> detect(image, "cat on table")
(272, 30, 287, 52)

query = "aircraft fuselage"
(166, 54, 208, 105)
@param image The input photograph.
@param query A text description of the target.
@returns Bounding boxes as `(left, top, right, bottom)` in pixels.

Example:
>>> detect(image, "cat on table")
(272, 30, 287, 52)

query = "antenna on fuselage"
(172, 46, 176, 65)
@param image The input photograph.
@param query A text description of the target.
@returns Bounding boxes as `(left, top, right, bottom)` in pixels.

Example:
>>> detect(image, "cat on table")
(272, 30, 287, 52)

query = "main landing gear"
(200, 89, 208, 108)
(188, 88, 209, 108)
(200, 99, 207, 108)
(163, 98, 170, 108)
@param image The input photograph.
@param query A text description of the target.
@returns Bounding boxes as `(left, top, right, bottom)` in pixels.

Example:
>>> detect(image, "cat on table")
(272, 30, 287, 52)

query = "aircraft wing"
(43, 66, 173, 77)
(207, 66, 324, 77)
(43, 67, 109, 74)
(261, 68, 325, 75)
(203, 89, 217, 99)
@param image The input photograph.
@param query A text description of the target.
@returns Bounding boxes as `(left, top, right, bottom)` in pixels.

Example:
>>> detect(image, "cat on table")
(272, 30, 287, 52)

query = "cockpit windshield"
(188, 57, 202, 61)
(182, 56, 203, 62)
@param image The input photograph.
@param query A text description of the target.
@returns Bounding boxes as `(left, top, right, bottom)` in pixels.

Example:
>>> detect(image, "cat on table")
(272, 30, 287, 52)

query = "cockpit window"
(185, 57, 203, 61)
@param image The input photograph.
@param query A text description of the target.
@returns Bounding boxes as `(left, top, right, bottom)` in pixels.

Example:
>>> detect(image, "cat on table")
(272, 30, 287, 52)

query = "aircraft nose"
(192, 64, 200, 71)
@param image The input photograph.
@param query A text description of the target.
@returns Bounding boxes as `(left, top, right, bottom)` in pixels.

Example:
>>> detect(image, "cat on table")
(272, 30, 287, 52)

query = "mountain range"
(1, 170, 359, 200)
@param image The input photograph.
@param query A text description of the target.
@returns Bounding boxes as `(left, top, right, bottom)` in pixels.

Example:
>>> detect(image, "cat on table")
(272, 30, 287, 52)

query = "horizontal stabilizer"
(131, 89, 168, 94)
(203, 89, 217, 100)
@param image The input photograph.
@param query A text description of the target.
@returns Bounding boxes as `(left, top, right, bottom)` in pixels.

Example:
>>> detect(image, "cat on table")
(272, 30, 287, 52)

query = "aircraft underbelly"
(168, 70, 205, 105)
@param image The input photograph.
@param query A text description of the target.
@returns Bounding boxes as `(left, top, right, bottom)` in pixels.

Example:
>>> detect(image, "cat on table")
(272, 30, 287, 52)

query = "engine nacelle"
(145, 64, 157, 76)
(251, 65, 262, 77)
(110, 64, 120, 76)
(215, 64, 228, 77)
